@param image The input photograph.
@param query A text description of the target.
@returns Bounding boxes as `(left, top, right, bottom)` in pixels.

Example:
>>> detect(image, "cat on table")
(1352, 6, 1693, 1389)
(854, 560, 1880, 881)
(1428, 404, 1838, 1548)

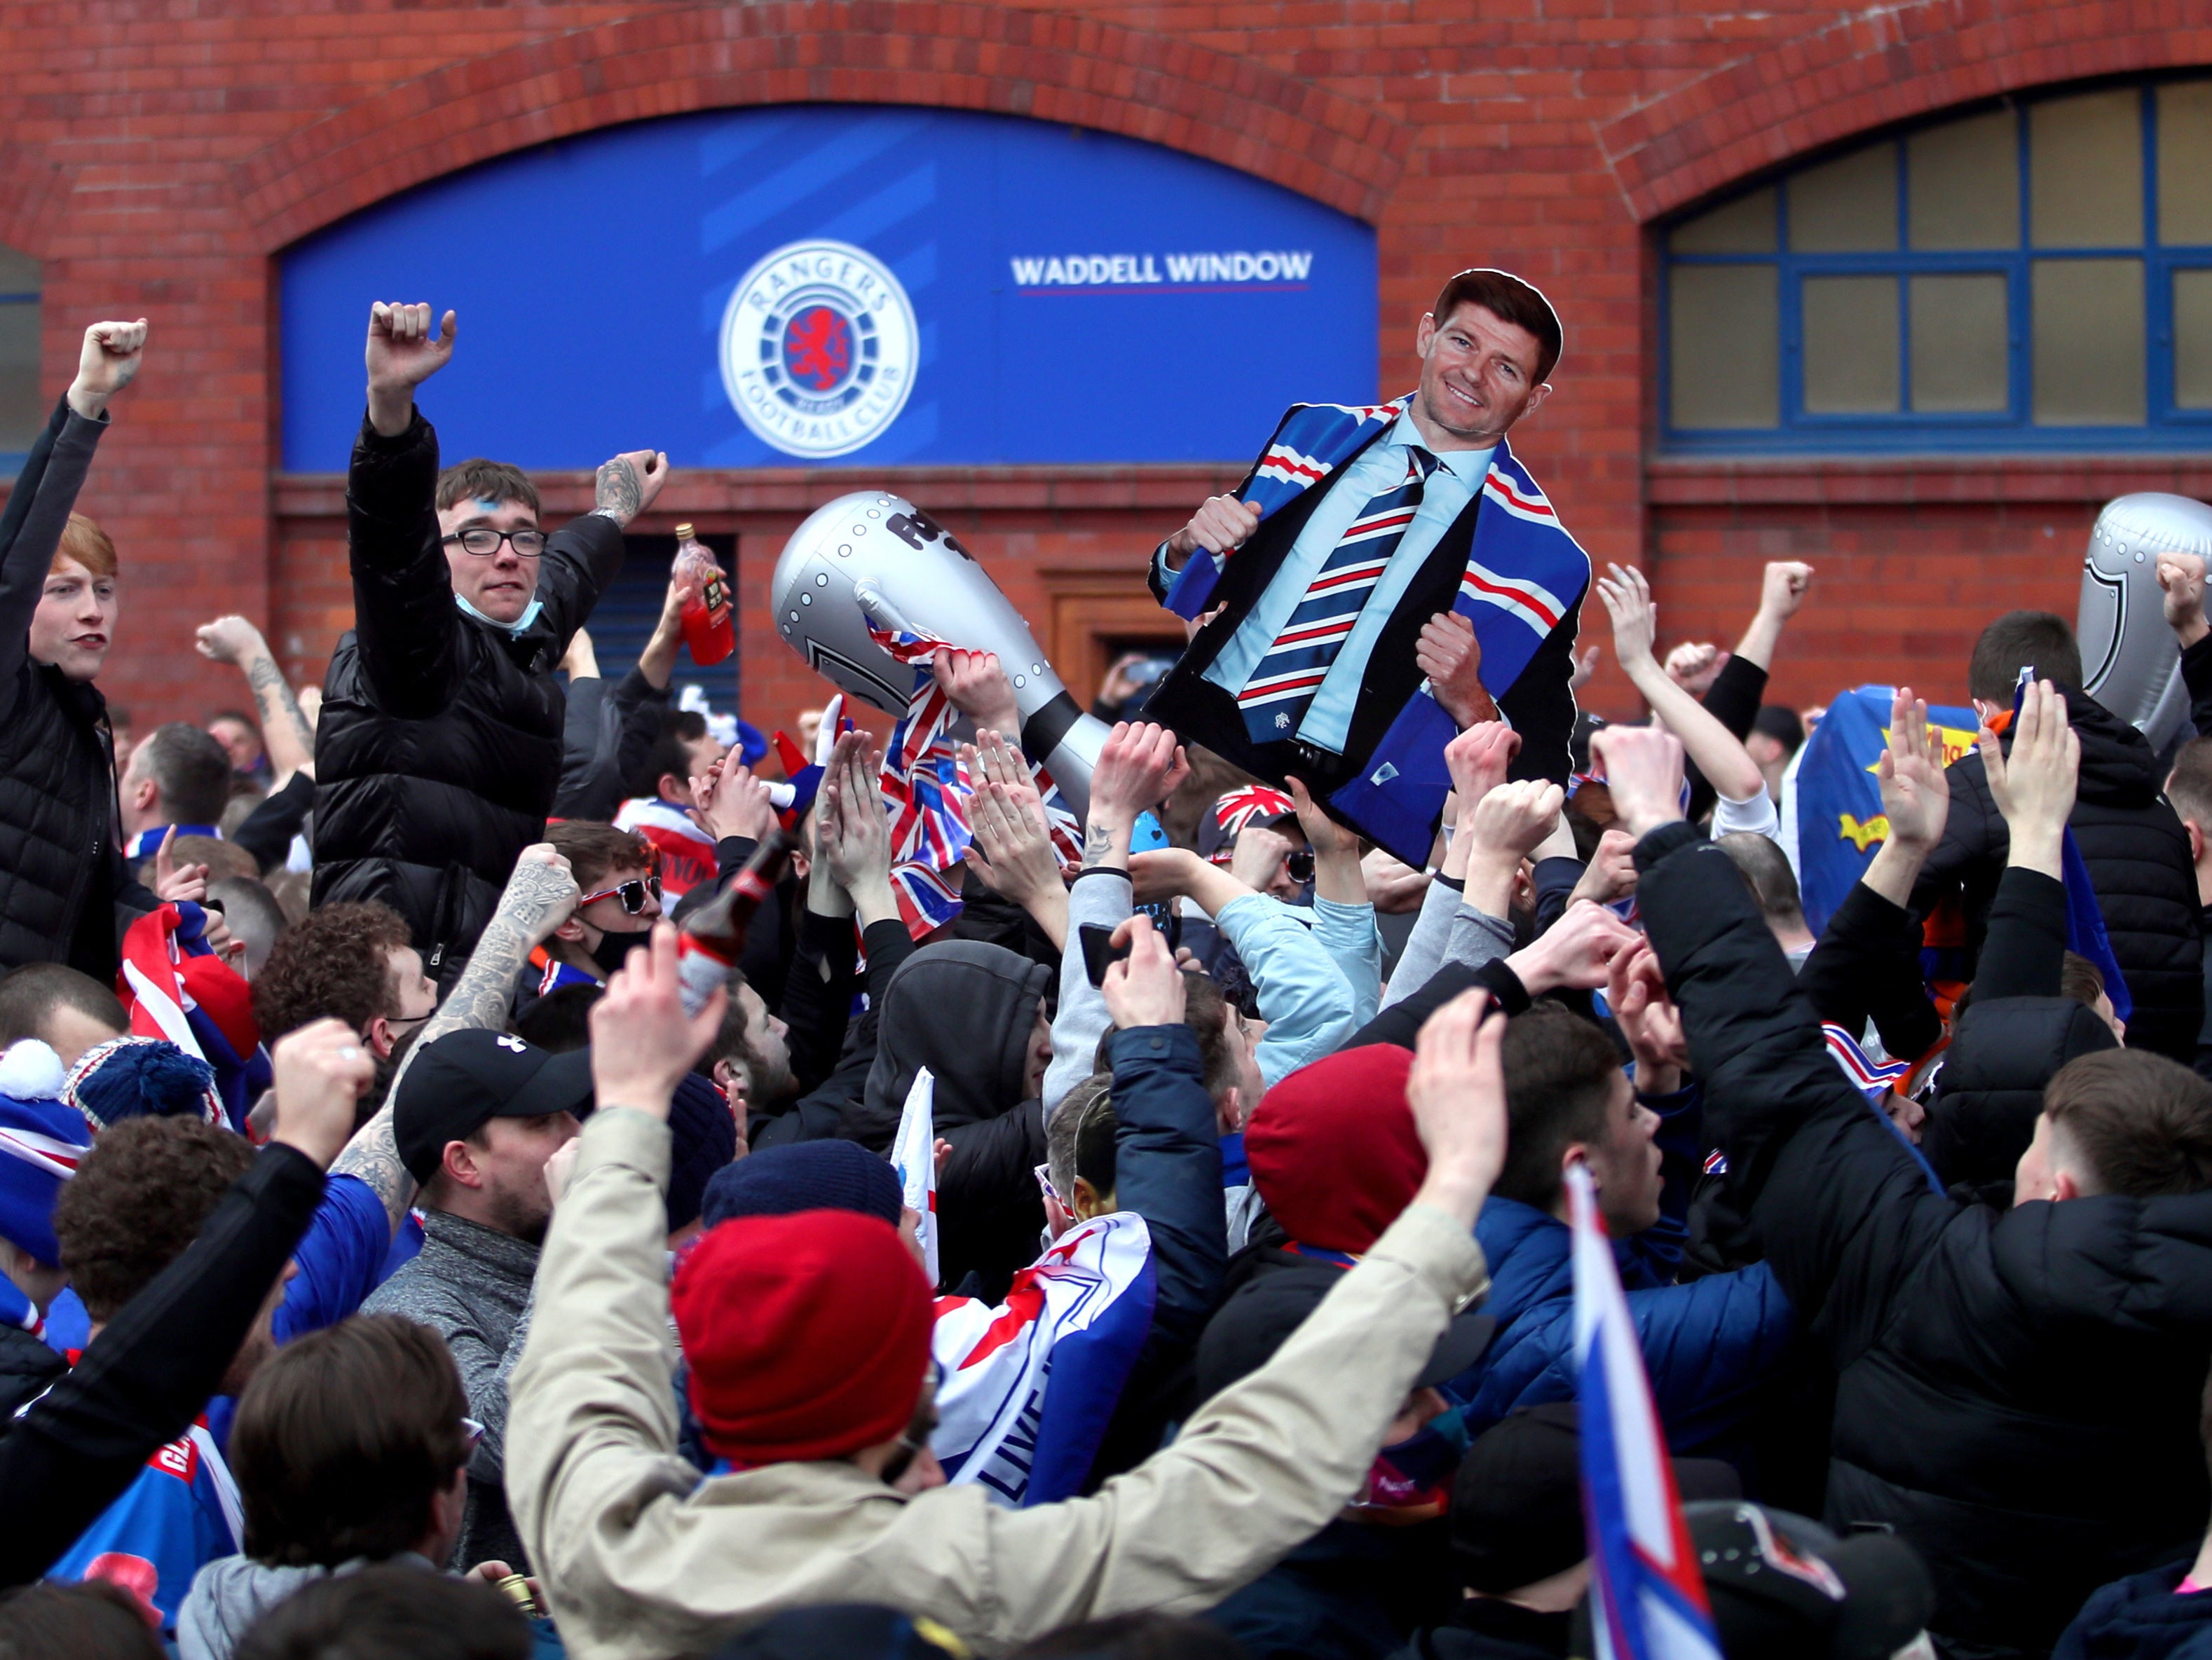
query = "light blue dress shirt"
(1195, 412, 1491, 754)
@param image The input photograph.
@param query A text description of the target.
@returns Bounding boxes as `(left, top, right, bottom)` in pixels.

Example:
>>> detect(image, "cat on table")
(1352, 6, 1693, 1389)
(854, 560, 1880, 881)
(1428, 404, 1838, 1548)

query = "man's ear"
(366, 1015, 396, 1062)
(1414, 310, 1437, 357)
(2051, 1167, 2083, 1203)
(2187, 818, 2206, 867)
(1070, 1176, 1105, 1221)
(657, 772, 688, 804)
(442, 1138, 484, 1192)
(553, 914, 585, 943)
(130, 776, 158, 814)
(1522, 382, 1552, 420)
(1216, 1084, 1243, 1138)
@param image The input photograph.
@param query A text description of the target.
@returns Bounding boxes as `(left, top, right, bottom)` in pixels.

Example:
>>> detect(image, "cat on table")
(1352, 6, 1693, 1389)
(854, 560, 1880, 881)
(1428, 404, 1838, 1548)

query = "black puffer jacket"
(1923, 997, 2119, 1192)
(1644, 828, 2212, 1660)
(847, 940, 1051, 1297)
(1911, 683, 2203, 1065)
(313, 411, 622, 982)
(0, 397, 158, 978)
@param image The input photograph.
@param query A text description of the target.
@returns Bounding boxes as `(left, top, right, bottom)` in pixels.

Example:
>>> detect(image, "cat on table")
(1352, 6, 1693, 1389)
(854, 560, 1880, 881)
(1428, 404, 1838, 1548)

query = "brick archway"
(232, 1, 1410, 252)
(1598, 0, 2212, 221)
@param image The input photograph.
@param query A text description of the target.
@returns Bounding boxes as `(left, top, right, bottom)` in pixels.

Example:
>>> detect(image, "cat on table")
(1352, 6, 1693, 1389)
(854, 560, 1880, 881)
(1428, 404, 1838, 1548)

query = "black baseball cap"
(1684, 1502, 1933, 1660)
(1194, 1263, 1495, 1406)
(1450, 1404, 1740, 1594)
(392, 1029, 596, 1185)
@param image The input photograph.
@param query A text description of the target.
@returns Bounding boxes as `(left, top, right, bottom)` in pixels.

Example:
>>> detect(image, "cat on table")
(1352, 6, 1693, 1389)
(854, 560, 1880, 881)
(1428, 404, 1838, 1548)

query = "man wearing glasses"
(313, 300, 670, 989)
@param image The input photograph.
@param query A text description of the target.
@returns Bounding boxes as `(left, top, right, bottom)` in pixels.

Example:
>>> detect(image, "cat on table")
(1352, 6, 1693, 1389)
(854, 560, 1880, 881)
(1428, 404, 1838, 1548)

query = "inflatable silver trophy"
(2077, 492, 2212, 754)
(770, 491, 1110, 815)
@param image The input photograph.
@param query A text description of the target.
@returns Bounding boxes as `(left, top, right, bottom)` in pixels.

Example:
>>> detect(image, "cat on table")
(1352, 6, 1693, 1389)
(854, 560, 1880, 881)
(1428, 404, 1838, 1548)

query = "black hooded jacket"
(0, 398, 159, 980)
(845, 940, 1053, 1295)
(1642, 826, 2212, 1659)
(1924, 997, 2119, 1192)
(1911, 683, 2202, 1065)
(312, 409, 622, 985)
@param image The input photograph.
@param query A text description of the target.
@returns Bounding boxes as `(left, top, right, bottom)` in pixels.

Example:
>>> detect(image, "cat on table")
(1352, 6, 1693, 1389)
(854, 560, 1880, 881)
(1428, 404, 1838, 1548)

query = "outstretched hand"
(1876, 686, 1949, 853)
(934, 648, 1022, 740)
(593, 449, 669, 528)
(1416, 612, 1497, 728)
(589, 923, 727, 1120)
(1982, 678, 2077, 878)
(1404, 989, 1510, 1226)
(153, 825, 210, 905)
(2159, 551, 2210, 650)
(69, 320, 149, 418)
(1588, 724, 1686, 839)
(365, 303, 456, 435)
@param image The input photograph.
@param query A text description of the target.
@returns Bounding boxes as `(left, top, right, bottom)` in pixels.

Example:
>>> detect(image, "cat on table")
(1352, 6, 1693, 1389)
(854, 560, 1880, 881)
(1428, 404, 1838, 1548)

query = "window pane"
(1670, 265, 1779, 427)
(1790, 144, 1897, 251)
(0, 245, 35, 298)
(2173, 269, 2212, 407)
(0, 305, 42, 454)
(1910, 274, 2010, 412)
(2030, 89, 2143, 247)
(2032, 258, 2145, 424)
(1909, 109, 2018, 249)
(1802, 275, 1900, 412)
(2160, 81, 2212, 244)
(1670, 187, 1777, 254)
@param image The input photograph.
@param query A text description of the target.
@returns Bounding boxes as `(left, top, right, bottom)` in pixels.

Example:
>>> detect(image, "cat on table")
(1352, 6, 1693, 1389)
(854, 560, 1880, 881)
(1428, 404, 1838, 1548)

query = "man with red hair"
(510, 919, 1511, 1656)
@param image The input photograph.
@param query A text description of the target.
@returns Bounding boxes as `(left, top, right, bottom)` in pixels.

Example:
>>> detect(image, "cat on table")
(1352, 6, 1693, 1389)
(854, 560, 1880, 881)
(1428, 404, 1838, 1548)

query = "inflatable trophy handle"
(770, 491, 1110, 816)
(2077, 492, 2212, 755)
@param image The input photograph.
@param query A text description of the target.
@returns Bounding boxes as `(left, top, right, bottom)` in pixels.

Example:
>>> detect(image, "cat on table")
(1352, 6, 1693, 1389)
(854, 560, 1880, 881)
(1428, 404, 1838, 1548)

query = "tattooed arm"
(1083, 722, 1191, 874)
(588, 448, 669, 530)
(333, 844, 580, 1228)
(195, 615, 315, 786)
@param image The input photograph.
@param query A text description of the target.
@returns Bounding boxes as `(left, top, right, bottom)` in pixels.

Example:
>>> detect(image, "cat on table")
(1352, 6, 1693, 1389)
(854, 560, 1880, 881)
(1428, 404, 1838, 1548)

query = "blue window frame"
(1661, 78, 2212, 452)
(0, 240, 39, 479)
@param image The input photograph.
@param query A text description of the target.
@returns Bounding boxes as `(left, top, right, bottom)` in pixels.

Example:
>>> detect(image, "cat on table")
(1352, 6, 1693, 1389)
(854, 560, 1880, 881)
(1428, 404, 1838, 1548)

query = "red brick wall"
(3, 0, 2208, 734)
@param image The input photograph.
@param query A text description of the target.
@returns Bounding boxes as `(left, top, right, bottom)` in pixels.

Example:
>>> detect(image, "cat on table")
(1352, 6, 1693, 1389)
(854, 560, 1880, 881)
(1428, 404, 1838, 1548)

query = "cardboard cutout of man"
(1143, 268, 1590, 865)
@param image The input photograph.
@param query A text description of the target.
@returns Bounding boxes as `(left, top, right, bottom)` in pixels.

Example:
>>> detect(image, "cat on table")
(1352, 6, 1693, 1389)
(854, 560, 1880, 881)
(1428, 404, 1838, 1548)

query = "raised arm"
(0, 1018, 366, 1586)
(2155, 552, 2212, 738)
(194, 615, 314, 785)
(1964, 679, 2079, 1003)
(0, 322, 144, 698)
(332, 844, 580, 1227)
(1598, 563, 1767, 807)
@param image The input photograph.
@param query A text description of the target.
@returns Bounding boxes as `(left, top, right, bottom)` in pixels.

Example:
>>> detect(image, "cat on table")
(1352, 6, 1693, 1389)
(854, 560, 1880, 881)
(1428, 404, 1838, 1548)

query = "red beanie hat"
(1245, 1045, 1426, 1256)
(671, 1208, 934, 1467)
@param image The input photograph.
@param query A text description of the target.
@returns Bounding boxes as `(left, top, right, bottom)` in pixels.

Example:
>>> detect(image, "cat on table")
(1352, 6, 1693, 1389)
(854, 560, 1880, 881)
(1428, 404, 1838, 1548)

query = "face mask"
(455, 591, 545, 636)
(588, 928, 648, 977)
(1352, 1411, 1469, 1521)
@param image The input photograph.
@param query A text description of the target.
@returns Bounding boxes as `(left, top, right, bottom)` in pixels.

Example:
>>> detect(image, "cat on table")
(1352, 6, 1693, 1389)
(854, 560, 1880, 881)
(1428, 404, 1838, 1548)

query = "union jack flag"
(869, 624, 1083, 938)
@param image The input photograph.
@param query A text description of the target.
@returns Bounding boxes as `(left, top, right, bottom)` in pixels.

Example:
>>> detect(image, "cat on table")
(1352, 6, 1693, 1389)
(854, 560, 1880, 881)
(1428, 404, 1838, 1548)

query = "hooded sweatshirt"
(845, 941, 1053, 1296)
(177, 1551, 440, 1660)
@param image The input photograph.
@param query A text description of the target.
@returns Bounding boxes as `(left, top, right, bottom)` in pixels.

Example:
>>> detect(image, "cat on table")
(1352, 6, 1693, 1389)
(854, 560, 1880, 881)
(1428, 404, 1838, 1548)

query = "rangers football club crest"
(719, 239, 919, 459)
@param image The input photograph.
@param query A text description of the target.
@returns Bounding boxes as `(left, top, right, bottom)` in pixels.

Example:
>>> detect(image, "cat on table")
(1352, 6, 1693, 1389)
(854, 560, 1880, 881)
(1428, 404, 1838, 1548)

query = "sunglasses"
(580, 874, 663, 915)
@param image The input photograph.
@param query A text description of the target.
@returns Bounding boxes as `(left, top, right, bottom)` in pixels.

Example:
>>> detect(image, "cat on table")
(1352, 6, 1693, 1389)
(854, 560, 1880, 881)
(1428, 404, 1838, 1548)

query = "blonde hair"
(54, 512, 116, 580)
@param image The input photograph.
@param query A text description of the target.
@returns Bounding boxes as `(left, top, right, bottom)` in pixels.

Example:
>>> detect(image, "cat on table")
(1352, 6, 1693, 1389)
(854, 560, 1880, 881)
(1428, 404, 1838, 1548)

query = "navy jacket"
(2055, 1559, 2212, 1660)
(1447, 1079, 1794, 1452)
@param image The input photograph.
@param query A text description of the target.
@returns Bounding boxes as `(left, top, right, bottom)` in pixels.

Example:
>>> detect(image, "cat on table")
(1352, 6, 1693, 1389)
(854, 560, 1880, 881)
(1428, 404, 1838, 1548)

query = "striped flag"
(868, 621, 1084, 938)
(117, 902, 270, 1133)
(891, 1065, 939, 1287)
(1569, 1161, 1724, 1660)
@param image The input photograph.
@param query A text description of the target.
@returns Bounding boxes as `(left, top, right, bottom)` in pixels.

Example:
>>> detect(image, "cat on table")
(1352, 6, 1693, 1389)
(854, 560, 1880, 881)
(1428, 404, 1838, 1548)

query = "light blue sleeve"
(1381, 875, 1461, 1008)
(1214, 893, 1360, 1085)
(1310, 897, 1383, 1027)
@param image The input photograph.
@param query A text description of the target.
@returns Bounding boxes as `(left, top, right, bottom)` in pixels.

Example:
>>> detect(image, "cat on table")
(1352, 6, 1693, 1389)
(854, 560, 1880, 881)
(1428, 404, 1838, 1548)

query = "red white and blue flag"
(869, 621, 1083, 939)
(613, 797, 717, 901)
(1568, 1161, 1723, 1660)
(931, 1209, 1156, 1507)
(116, 903, 269, 1134)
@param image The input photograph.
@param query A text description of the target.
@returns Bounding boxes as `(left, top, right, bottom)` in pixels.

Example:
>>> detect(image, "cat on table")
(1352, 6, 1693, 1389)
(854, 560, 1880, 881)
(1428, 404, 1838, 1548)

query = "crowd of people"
(0, 291, 2205, 1660)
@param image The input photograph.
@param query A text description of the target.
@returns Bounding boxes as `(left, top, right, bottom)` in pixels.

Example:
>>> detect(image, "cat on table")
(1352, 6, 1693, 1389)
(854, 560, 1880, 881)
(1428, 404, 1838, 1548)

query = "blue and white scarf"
(1166, 395, 1590, 862)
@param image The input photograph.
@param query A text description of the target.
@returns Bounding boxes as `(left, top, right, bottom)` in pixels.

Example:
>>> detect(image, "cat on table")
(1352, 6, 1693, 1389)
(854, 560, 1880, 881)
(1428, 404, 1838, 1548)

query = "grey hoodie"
(177, 1551, 438, 1660)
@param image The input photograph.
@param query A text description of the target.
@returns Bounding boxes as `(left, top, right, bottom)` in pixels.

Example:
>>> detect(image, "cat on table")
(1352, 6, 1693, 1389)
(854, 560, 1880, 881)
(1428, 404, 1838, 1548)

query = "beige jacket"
(507, 1107, 1489, 1660)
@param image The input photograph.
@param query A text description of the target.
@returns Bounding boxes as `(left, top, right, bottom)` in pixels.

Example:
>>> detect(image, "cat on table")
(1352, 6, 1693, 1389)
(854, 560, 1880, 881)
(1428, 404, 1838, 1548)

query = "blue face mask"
(455, 591, 544, 636)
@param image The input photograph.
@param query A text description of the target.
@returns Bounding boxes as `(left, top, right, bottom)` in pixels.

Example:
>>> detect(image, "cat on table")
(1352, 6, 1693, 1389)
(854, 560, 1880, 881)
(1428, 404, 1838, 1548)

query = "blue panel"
(279, 105, 1378, 470)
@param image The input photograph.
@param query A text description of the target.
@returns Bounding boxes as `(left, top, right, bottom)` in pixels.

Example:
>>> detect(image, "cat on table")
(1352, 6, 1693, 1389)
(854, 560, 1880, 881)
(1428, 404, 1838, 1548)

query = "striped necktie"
(1238, 444, 1439, 744)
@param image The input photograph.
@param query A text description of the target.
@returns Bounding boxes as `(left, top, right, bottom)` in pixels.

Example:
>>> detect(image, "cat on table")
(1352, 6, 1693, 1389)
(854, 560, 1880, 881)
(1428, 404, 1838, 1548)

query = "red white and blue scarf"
(1163, 395, 1589, 862)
